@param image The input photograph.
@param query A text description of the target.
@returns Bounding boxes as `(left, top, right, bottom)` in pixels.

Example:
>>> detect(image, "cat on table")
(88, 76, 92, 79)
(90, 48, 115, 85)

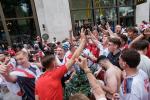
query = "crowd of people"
(0, 20, 150, 100)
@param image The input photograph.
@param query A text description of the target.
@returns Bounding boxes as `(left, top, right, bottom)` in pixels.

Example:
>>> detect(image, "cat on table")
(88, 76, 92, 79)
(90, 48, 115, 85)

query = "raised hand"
(143, 28, 150, 38)
(0, 64, 8, 75)
(77, 56, 88, 71)
(105, 22, 111, 30)
(80, 28, 86, 40)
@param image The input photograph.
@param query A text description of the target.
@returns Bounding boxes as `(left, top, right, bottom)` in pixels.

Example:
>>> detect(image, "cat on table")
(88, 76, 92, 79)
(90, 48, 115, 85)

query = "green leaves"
(64, 66, 97, 100)
(64, 70, 90, 99)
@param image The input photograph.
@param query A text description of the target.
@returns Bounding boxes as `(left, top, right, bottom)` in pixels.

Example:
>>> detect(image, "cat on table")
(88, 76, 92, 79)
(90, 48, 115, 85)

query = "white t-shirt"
(82, 48, 95, 67)
(56, 50, 72, 66)
(120, 69, 150, 100)
(82, 48, 93, 57)
(8, 58, 17, 70)
(6, 64, 41, 95)
(138, 54, 150, 78)
(97, 43, 109, 57)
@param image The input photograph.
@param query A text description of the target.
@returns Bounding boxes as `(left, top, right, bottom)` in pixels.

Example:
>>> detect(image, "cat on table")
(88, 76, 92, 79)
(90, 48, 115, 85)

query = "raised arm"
(128, 34, 144, 48)
(89, 31, 101, 46)
(105, 23, 116, 37)
(129, 28, 150, 48)
(77, 57, 106, 100)
(69, 29, 73, 46)
(65, 30, 86, 70)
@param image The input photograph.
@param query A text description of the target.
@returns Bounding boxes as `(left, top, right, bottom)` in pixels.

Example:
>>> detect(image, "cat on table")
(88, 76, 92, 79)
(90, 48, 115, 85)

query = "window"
(70, 0, 92, 9)
(0, 20, 6, 42)
(94, 0, 116, 7)
(95, 8, 117, 24)
(1, 0, 33, 18)
(69, 0, 136, 35)
(119, 0, 134, 6)
(119, 7, 134, 16)
(0, 0, 39, 45)
(6, 19, 36, 43)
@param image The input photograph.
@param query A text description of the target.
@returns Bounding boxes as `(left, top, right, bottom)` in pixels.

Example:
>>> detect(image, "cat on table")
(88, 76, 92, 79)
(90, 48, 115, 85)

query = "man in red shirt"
(35, 32, 86, 100)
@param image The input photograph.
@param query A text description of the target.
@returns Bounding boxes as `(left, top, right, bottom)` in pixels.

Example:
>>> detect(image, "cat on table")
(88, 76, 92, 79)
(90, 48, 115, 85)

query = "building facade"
(0, 0, 149, 45)
(136, 0, 150, 25)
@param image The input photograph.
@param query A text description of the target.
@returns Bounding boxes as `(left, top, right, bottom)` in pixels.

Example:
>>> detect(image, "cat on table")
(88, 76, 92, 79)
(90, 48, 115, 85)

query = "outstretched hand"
(80, 28, 86, 40)
(144, 28, 150, 38)
(77, 56, 88, 71)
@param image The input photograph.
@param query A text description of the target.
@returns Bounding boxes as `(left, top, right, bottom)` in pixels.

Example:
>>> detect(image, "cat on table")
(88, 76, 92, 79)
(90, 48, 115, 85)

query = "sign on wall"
(137, 0, 147, 5)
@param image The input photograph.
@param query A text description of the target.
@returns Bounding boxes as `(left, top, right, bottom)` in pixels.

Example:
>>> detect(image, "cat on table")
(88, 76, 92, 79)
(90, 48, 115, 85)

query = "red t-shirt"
(87, 43, 100, 58)
(146, 45, 150, 58)
(35, 65, 67, 100)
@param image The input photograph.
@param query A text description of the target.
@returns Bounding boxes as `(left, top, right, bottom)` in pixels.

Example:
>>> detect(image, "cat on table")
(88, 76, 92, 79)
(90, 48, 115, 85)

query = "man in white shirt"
(119, 49, 149, 100)
(90, 32, 109, 57)
(0, 51, 41, 100)
(132, 40, 150, 79)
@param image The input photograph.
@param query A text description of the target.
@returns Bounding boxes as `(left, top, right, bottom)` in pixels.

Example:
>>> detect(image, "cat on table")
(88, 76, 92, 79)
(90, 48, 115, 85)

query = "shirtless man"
(97, 55, 122, 100)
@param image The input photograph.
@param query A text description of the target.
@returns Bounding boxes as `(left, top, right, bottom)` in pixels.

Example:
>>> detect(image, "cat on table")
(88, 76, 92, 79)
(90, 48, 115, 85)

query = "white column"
(136, 0, 150, 25)
(34, 0, 72, 42)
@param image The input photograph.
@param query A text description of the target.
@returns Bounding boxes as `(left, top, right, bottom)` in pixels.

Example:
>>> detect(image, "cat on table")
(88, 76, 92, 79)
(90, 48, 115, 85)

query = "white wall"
(34, 0, 46, 38)
(136, 0, 150, 25)
(34, 0, 72, 42)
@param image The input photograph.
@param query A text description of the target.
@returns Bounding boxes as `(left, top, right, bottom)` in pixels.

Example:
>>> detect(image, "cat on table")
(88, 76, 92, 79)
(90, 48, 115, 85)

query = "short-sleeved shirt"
(9, 64, 41, 100)
(35, 65, 67, 100)
(138, 54, 150, 78)
(120, 69, 150, 100)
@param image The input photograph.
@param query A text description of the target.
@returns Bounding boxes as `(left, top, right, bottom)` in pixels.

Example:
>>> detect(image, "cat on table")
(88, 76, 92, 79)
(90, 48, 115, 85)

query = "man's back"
(138, 54, 150, 78)
(35, 65, 67, 100)
(105, 66, 122, 99)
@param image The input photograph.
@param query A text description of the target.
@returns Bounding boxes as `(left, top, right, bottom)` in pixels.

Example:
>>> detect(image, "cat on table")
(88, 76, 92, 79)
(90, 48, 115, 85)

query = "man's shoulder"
(130, 70, 148, 84)
(56, 65, 67, 70)
(140, 54, 150, 60)
(138, 69, 149, 78)
(106, 67, 121, 76)
(30, 63, 40, 69)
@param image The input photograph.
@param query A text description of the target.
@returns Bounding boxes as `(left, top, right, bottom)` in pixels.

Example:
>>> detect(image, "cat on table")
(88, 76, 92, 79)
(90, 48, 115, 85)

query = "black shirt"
(107, 50, 121, 68)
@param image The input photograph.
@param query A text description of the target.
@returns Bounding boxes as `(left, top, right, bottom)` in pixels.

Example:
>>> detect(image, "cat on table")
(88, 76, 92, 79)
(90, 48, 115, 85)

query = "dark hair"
(109, 37, 121, 48)
(41, 55, 55, 69)
(127, 27, 138, 34)
(132, 40, 149, 50)
(97, 55, 107, 63)
(118, 34, 128, 44)
(120, 49, 140, 68)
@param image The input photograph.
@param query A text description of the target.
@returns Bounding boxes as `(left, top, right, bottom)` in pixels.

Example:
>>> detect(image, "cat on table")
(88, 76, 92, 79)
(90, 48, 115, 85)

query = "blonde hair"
(16, 50, 28, 57)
